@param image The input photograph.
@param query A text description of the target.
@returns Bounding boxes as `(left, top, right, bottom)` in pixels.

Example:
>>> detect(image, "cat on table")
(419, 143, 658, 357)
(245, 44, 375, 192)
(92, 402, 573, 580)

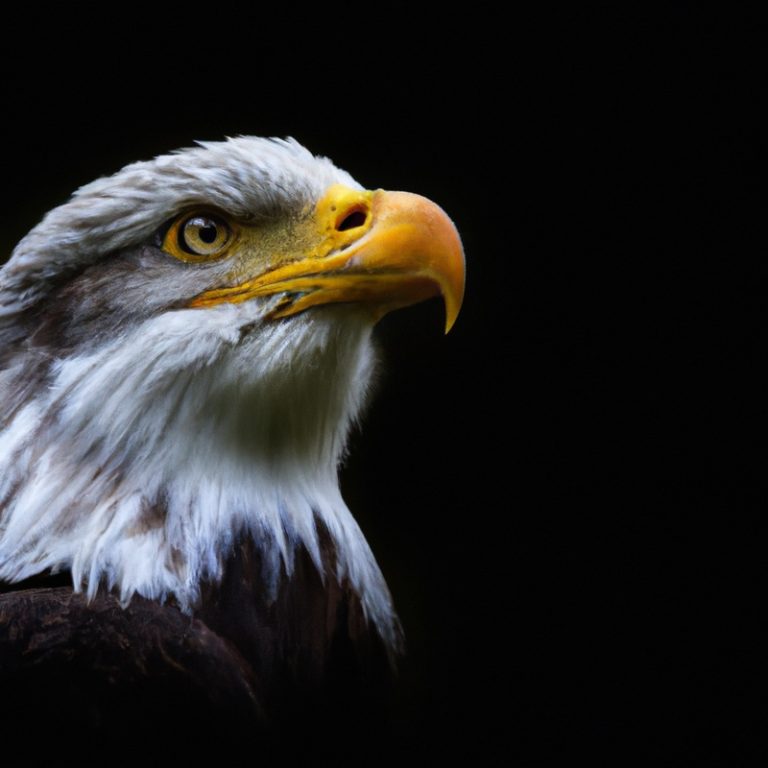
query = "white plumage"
(1, 138, 355, 314)
(0, 137, 464, 662)
(0, 138, 400, 646)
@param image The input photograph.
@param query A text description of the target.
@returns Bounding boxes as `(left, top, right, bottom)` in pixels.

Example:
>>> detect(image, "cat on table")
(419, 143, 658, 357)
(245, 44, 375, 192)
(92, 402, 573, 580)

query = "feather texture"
(0, 138, 401, 653)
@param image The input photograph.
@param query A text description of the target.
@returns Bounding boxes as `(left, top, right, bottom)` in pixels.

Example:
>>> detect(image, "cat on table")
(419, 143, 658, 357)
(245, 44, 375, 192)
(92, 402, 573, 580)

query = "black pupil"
(198, 222, 218, 244)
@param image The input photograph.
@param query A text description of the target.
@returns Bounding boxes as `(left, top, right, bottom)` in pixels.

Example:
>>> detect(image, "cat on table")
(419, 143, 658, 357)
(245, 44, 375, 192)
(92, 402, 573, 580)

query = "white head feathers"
(0, 138, 399, 650)
(0, 137, 358, 316)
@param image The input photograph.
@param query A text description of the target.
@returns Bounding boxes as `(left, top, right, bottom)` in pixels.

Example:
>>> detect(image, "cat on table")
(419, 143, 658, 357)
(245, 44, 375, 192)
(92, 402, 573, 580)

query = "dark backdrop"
(1, 6, 761, 764)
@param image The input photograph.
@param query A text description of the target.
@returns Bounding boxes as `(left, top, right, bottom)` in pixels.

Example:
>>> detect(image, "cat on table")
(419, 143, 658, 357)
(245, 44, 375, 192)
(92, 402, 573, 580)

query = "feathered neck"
(0, 303, 400, 650)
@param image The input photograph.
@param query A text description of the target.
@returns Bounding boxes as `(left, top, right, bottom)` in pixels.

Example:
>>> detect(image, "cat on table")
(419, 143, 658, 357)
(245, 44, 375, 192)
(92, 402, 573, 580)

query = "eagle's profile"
(0, 138, 463, 755)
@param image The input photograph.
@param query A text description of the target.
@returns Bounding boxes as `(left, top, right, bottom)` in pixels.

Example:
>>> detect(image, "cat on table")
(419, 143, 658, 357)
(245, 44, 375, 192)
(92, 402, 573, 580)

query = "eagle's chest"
(195, 530, 395, 724)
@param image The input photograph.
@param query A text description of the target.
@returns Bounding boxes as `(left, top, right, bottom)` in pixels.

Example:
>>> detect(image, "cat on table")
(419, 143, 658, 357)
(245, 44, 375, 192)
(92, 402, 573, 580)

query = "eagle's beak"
(190, 185, 465, 333)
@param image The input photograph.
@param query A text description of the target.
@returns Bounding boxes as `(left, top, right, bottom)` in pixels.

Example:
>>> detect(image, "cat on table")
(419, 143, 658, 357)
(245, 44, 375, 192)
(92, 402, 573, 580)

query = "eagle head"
(0, 137, 464, 653)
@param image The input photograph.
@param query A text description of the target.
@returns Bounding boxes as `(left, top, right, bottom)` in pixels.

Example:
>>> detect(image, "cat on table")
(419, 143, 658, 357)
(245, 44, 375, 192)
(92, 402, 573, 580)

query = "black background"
(1, 5, 762, 764)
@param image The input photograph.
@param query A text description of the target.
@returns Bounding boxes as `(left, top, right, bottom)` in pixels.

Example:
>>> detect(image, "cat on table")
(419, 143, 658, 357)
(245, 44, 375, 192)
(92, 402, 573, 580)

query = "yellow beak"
(190, 185, 465, 333)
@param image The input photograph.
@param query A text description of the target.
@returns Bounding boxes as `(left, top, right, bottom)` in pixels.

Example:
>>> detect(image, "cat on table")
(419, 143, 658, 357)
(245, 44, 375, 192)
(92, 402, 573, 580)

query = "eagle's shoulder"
(0, 586, 264, 754)
(0, 534, 396, 759)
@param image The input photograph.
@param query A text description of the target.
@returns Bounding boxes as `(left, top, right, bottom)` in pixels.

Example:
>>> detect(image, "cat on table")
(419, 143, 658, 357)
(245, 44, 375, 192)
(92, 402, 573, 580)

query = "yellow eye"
(163, 212, 235, 262)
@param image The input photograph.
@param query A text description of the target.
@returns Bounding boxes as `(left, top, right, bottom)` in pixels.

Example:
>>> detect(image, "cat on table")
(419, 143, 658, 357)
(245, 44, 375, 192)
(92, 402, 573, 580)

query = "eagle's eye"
(162, 212, 236, 262)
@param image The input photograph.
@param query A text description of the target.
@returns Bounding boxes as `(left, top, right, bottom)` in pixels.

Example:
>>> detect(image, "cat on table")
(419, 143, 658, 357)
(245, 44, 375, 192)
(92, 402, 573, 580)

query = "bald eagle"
(0, 138, 463, 754)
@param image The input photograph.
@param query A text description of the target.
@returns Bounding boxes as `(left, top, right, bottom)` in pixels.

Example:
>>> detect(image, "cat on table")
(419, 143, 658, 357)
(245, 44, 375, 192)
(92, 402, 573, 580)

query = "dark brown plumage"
(0, 528, 394, 760)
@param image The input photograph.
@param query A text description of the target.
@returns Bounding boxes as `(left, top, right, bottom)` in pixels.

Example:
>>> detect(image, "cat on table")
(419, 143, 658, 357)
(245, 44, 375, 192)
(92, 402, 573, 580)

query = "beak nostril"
(336, 209, 368, 232)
